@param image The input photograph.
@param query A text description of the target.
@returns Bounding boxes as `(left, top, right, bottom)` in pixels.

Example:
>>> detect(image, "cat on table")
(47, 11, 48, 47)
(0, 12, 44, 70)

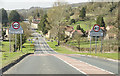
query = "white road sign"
(9, 22, 23, 34)
(90, 24, 103, 37)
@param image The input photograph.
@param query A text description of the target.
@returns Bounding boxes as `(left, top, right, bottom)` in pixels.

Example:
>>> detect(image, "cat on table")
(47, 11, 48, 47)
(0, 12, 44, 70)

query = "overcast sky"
(0, 0, 89, 10)
(0, 0, 119, 10)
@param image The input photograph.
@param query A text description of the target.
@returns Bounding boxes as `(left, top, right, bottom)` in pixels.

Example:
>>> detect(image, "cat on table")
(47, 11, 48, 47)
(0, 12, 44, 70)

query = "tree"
(80, 7, 86, 19)
(15, 22, 31, 51)
(96, 16, 105, 27)
(1, 8, 8, 27)
(76, 25, 81, 30)
(73, 33, 82, 51)
(17, 34, 27, 51)
(28, 16, 33, 25)
(37, 12, 40, 18)
(9, 10, 20, 22)
(70, 19, 75, 24)
(47, 1, 68, 45)
(38, 14, 50, 35)
(2, 28, 6, 40)
(76, 25, 85, 36)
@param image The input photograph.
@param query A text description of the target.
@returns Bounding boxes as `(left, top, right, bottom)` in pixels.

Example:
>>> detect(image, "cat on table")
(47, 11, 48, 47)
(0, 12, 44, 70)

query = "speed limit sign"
(12, 22, 20, 29)
(93, 24, 100, 32)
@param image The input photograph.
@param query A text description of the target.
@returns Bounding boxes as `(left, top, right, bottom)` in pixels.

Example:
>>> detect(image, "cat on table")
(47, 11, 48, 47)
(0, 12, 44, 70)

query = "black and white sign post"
(90, 24, 103, 53)
(9, 22, 23, 52)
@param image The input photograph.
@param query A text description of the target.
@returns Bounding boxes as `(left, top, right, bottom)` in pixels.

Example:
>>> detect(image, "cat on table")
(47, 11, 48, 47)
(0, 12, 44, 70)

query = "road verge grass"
(47, 41, 119, 60)
(2, 39, 34, 68)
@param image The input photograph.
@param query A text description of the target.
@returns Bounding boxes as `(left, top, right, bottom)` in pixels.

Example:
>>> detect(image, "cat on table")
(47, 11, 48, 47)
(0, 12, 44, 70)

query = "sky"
(0, 0, 89, 10)
(0, 0, 119, 10)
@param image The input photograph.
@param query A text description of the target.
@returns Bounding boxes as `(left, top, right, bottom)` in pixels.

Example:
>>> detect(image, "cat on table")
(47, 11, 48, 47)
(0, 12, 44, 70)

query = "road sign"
(93, 24, 100, 32)
(9, 22, 23, 34)
(12, 22, 20, 29)
(89, 24, 104, 54)
(90, 24, 103, 37)
(90, 32, 103, 36)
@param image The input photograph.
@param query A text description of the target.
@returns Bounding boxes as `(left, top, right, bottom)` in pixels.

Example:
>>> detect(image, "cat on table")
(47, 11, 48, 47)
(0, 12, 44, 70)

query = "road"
(3, 33, 83, 74)
(3, 32, 119, 75)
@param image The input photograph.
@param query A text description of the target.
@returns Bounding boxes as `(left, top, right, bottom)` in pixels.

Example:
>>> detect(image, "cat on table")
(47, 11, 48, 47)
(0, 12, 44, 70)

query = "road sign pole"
(95, 36, 97, 54)
(15, 34, 17, 52)
(90, 36, 91, 53)
(100, 37, 103, 53)
(9, 34, 11, 52)
(20, 34, 22, 52)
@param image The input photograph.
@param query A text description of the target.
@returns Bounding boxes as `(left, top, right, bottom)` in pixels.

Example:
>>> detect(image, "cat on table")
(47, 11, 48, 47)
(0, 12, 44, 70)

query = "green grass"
(71, 20, 96, 31)
(67, 40, 101, 48)
(47, 41, 119, 60)
(1, 38, 34, 67)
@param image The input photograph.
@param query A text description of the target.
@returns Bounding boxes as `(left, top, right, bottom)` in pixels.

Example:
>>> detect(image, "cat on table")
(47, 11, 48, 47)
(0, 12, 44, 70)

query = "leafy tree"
(76, 25, 86, 36)
(38, 14, 49, 35)
(1, 8, 8, 26)
(9, 10, 20, 22)
(96, 16, 105, 27)
(70, 12, 74, 16)
(80, 7, 86, 19)
(70, 19, 75, 24)
(76, 25, 81, 30)
(2, 28, 6, 40)
(37, 12, 40, 18)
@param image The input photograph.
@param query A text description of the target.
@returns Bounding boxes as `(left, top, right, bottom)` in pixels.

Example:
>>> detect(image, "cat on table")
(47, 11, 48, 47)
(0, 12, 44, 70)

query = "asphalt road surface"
(4, 33, 84, 74)
(3, 32, 119, 75)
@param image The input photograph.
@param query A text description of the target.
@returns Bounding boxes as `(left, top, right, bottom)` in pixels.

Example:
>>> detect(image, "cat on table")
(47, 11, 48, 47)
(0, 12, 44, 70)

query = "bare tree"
(73, 33, 82, 51)
(47, 1, 68, 45)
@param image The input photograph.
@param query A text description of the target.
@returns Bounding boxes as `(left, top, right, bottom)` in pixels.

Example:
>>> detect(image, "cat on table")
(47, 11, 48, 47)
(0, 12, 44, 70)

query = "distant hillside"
(70, 2, 118, 27)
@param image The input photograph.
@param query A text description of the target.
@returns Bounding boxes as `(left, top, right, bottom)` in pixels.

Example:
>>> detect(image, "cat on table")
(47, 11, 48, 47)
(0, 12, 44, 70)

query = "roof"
(107, 26, 115, 29)
(65, 26, 74, 32)
(107, 33, 116, 37)
(72, 30, 83, 35)
(100, 27, 105, 30)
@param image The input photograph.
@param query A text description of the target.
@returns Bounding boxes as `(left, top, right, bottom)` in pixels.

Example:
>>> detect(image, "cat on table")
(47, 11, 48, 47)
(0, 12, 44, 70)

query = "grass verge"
(47, 41, 119, 60)
(1, 39, 34, 68)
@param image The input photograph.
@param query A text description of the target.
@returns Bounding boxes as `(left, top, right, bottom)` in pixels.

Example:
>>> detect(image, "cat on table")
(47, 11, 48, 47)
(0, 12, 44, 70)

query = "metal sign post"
(9, 34, 11, 52)
(9, 22, 23, 52)
(95, 36, 97, 54)
(20, 34, 22, 52)
(90, 36, 92, 53)
(15, 34, 17, 52)
(100, 37, 103, 53)
(90, 24, 103, 54)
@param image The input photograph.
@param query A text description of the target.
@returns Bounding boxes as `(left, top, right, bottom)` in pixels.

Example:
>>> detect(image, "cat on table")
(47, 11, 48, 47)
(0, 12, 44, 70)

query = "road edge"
(1, 53, 33, 74)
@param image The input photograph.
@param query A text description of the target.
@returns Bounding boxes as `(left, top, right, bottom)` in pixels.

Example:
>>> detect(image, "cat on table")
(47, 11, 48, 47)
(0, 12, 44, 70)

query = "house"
(31, 23, 38, 30)
(106, 26, 114, 31)
(64, 26, 74, 38)
(45, 30, 51, 38)
(104, 26, 117, 39)
(71, 30, 83, 38)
